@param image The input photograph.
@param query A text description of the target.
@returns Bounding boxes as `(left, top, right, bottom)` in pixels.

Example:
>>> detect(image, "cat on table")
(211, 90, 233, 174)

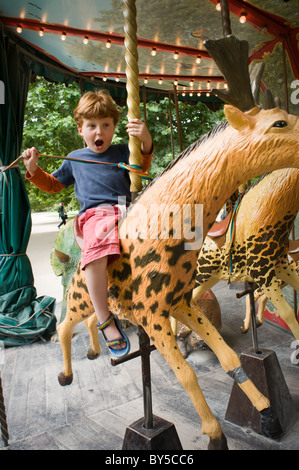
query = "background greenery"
(21, 77, 225, 212)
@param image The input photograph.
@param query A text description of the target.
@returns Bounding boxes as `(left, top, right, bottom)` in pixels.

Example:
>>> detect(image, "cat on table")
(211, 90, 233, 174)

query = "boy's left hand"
(126, 119, 153, 155)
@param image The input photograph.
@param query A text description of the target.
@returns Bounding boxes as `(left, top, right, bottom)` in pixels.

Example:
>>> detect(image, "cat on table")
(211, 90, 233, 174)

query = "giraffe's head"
(224, 105, 299, 174)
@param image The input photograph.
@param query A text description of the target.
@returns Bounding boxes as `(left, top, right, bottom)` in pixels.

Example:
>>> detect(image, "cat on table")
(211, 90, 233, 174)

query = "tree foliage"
(21, 77, 225, 211)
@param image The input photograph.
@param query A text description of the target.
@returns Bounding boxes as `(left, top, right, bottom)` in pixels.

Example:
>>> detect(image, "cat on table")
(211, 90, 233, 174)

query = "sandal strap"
(106, 338, 126, 348)
(97, 313, 115, 331)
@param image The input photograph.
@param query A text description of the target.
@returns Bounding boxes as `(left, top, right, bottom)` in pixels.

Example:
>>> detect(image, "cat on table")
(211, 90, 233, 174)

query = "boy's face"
(78, 116, 116, 154)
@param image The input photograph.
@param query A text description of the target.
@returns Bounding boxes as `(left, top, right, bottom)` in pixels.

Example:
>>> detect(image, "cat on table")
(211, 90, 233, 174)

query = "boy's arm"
(25, 166, 66, 193)
(126, 119, 153, 172)
(141, 144, 154, 172)
(23, 147, 66, 193)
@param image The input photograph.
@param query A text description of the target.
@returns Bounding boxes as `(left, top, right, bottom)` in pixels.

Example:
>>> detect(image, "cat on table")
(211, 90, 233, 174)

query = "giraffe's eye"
(273, 120, 287, 128)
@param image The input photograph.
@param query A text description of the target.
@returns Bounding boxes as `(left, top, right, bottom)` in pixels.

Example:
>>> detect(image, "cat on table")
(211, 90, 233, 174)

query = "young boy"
(23, 89, 153, 358)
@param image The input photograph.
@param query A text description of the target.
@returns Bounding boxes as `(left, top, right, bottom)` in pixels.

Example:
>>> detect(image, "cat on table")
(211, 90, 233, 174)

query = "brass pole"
(282, 38, 289, 113)
(123, 0, 143, 196)
(173, 84, 183, 152)
(168, 92, 175, 159)
(0, 371, 9, 447)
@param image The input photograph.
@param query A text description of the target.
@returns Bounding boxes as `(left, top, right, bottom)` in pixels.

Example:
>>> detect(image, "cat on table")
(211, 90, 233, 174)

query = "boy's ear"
(77, 125, 83, 136)
(224, 105, 255, 131)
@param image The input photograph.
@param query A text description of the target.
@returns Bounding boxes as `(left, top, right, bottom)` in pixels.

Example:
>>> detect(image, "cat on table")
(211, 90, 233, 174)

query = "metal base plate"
(225, 348, 296, 435)
(122, 415, 183, 450)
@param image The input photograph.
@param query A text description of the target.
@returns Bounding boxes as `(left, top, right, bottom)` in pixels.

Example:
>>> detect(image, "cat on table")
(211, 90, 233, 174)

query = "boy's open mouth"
(95, 139, 104, 149)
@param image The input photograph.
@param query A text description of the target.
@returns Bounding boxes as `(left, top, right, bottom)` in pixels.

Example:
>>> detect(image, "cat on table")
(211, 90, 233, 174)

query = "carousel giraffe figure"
(57, 37, 299, 449)
(242, 245, 298, 334)
(192, 168, 299, 340)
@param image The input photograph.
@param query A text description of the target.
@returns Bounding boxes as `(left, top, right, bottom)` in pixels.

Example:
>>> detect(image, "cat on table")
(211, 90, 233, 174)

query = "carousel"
(0, 0, 298, 451)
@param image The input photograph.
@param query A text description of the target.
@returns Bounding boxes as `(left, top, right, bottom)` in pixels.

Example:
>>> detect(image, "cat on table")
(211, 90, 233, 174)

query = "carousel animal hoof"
(207, 433, 228, 450)
(260, 407, 282, 439)
(58, 372, 73, 386)
(87, 348, 100, 360)
(240, 318, 262, 335)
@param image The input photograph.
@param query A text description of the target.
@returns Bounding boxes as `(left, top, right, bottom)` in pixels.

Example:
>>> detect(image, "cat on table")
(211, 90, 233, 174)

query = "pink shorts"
(78, 206, 123, 270)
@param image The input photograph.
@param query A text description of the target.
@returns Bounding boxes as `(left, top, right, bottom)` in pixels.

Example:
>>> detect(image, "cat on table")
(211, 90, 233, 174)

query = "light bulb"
(83, 36, 89, 45)
(240, 12, 247, 23)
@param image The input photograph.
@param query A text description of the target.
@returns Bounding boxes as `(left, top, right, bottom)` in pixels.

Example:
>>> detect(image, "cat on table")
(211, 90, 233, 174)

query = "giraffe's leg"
(57, 285, 94, 385)
(85, 313, 101, 359)
(241, 290, 265, 334)
(262, 283, 299, 340)
(276, 263, 299, 292)
(256, 293, 267, 326)
(173, 300, 282, 439)
(142, 317, 228, 449)
(57, 315, 76, 386)
(192, 276, 219, 304)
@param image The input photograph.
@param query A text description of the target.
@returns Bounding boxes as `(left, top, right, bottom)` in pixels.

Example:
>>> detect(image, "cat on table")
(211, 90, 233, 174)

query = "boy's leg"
(84, 256, 126, 350)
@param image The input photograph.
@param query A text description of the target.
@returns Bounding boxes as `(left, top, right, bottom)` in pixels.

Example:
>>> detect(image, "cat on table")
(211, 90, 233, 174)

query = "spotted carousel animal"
(242, 246, 299, 334)
(193, 168, 299, 340)
(57, 37, 299, 449)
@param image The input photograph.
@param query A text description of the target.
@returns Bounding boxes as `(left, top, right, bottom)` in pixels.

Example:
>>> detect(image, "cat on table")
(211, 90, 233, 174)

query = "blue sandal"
(97, 313, 130, 358)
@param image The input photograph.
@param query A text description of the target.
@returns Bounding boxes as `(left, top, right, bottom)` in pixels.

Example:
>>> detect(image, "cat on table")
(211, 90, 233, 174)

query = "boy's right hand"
(22, 147, 39, 176)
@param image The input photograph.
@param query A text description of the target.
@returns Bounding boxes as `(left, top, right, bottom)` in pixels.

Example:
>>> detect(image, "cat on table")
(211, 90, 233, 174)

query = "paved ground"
(0, 212, 298, 452)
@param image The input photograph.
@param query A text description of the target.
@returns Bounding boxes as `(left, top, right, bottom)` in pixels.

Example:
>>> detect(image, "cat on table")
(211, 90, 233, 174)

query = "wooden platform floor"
(1, 281, 298, 451)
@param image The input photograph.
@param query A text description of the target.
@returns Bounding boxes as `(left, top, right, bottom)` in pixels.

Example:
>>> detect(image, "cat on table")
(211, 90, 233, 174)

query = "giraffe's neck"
(143, 126, 248, 238)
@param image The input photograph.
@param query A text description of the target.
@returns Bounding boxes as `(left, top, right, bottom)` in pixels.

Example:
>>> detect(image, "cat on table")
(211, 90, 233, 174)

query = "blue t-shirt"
(52, 145, 131, 214)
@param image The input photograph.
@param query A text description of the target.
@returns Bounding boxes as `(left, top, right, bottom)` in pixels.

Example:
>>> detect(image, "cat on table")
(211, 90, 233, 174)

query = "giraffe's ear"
(224, 105, 255, 131)
(54, 248, 70, 264)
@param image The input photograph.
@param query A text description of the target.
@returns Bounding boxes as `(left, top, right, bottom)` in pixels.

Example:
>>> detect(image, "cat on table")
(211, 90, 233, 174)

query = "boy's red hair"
(74, 89, 120, 127)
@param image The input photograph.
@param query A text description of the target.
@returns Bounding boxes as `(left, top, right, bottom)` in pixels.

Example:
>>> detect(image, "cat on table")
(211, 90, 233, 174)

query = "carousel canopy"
(0, 0, 298, 111)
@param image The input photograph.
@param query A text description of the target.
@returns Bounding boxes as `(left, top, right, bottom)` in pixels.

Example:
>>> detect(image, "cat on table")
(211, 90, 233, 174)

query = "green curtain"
(0, 22, 56, 346)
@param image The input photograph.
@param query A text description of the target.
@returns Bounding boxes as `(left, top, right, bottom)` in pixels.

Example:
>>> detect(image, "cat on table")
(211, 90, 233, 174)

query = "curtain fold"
(0, 21, 56, 346)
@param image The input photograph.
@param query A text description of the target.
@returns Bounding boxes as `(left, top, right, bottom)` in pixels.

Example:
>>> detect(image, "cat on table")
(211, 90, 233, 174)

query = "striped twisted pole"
(0, 372, 9, 447)
(123, 0, 143, 196)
